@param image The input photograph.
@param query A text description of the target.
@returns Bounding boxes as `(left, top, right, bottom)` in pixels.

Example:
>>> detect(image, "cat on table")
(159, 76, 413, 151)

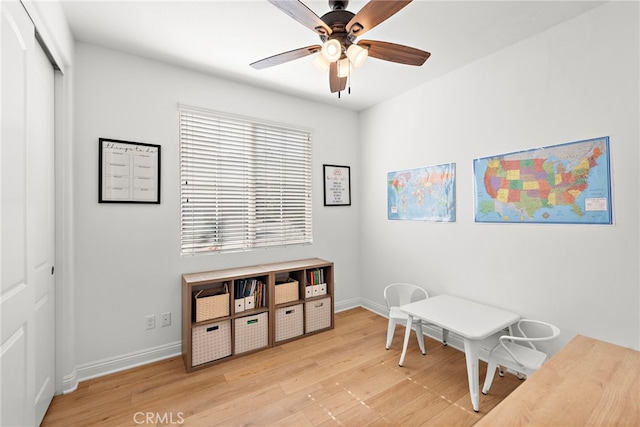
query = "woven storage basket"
(194, 289, 230, 322)
(305, 297, 331, 333)
(234, 312, 268, 354)
(191, 320, 231, 366)
(275, 304, 303, 342)
(275, 280, 299, 305)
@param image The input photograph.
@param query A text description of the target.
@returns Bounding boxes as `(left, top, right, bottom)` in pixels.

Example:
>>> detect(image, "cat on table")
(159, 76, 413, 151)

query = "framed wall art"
(99, 138, 161, 203)
(323, 164, 351, 206)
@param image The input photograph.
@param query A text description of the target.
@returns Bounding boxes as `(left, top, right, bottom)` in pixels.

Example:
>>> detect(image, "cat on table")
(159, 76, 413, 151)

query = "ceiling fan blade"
(359, 40, 430, 66)
(250, 45, 321, 70)
(347, 0, 412, 38)
(329, 62, 347, 93)
(268, 0, 332, 36)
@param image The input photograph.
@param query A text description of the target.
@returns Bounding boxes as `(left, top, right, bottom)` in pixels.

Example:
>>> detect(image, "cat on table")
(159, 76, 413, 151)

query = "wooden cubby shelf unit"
(182, 258, 334, 372)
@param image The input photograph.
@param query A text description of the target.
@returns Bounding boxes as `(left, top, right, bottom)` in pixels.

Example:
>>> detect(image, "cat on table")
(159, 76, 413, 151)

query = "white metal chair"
(384, 283, 429, 354)
(482, 319, 561, 394)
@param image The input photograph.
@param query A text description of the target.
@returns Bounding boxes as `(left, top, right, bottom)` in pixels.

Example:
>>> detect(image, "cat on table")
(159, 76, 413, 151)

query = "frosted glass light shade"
(337, 58, 354, 78)
(321, 39, 342, 62)
(347, 44, 368, 68)
(313, 54, 330, 73)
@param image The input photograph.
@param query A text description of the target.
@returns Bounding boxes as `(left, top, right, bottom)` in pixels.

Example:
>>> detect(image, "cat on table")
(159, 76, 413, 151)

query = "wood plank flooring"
(42, 308, 523, 426)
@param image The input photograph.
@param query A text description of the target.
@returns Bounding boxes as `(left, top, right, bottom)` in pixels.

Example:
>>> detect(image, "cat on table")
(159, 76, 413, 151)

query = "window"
(179, 106, 313, 255)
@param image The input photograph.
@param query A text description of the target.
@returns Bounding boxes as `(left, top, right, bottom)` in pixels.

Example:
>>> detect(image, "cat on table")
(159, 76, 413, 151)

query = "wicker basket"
(305, 297, 332, 333)
(275, 304, 303, 342)
(275, 280, 299, 305)
(191, 320, 231, 366)
(194, 289, 230, 322)
(234, 312, 268, 354)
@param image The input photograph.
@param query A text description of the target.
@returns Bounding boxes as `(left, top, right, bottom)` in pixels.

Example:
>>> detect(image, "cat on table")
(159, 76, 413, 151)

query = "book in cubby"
(233, 277, 267, 314)
(305, 267, 327, 298)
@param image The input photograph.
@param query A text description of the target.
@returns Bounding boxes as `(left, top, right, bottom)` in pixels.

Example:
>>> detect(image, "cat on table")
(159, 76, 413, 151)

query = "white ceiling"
(59, 0, 605, 111)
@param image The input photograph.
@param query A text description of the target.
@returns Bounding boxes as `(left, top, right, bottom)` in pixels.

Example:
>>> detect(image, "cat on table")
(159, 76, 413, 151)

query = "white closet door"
(30, 18, 56, 426)
(1, 1, 56, 425)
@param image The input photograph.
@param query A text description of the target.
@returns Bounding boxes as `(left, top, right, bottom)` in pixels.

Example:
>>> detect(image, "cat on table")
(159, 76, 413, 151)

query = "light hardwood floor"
(42, 308, 522, 426)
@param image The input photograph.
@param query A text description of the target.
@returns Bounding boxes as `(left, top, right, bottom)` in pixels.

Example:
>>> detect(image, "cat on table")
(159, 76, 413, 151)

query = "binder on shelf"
(234, 278, 265, 312)
(234, 298, 245, 313)
(306, 268, 325, 287)
(244, 296, 255, 310)
(305, 268, 327, 298)
(312, 283, 327, 297)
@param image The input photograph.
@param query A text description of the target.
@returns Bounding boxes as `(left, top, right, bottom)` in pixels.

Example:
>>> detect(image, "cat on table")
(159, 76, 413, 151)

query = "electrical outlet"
(145, 315, 155, 330)
(161, 312, 171, 327)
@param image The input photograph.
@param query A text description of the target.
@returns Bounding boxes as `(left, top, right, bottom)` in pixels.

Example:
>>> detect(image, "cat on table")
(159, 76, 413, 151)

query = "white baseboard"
(61, 369, 78, 395)
(74, 341, 181, 385)
(334, 297, 361, 313)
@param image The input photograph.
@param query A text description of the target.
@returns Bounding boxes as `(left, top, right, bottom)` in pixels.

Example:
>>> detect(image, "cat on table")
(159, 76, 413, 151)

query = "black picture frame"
(323, 164, 351, 206)
(98, 138, 161, 204)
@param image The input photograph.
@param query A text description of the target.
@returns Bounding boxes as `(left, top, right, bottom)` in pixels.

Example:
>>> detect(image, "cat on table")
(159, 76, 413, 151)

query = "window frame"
(179, 106, 313, 255)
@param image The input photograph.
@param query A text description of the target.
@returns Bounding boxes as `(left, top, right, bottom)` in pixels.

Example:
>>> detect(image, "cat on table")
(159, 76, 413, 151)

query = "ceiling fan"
(250, 0, 431, 95)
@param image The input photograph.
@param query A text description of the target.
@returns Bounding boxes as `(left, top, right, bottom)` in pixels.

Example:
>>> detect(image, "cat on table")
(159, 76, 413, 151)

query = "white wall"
(72, 44, 361, 374)
(358, 1, 639, 352)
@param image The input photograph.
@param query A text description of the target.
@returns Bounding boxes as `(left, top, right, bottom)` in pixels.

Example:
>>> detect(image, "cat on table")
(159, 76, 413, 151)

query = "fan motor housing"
(320, 9, 356, 48)
(329, 0, 348, 10)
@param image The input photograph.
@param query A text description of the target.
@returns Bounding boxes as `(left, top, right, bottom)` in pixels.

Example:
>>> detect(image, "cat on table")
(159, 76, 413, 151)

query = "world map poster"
(473, 136, 612, 224)
(387, 163, 456, 222)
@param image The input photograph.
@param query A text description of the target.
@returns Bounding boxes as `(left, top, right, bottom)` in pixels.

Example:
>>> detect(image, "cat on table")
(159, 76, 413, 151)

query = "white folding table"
(399, 294, 520, 412)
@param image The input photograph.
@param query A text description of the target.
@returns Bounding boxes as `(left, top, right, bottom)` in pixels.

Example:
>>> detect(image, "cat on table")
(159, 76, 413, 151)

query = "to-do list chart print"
(99, 139, 161, 203)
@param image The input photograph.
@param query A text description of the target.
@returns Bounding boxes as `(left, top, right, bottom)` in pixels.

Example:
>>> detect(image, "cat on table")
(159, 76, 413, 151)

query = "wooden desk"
(399, 295, 520, 412)
(476, 335, 640, 426)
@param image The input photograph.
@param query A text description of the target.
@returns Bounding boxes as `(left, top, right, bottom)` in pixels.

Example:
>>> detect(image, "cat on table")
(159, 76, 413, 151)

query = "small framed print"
(99, 138, 161, 203)
(323, 164, 351, 206)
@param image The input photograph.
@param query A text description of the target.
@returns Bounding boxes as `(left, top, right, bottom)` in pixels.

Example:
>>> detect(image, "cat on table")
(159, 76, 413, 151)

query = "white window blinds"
(180, 107, 313, 255)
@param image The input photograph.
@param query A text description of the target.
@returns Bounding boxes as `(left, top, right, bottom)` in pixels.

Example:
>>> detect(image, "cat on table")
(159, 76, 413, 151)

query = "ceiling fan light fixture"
(313, 54, 330, 73)
(346, 43, 368, 68)
(337, 57, 354, 78)
(321, 39, 342, 62)
(252, 0, 429, 95)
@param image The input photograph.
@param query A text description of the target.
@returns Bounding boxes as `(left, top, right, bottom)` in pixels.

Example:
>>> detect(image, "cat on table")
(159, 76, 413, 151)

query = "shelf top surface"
(182, 258, 332, 285)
